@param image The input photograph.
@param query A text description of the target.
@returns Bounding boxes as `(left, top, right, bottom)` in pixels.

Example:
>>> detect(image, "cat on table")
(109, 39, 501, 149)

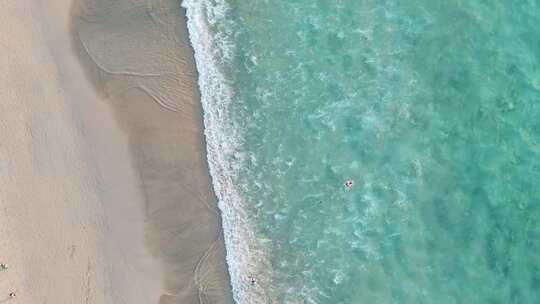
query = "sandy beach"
(0, 0, 232, 303)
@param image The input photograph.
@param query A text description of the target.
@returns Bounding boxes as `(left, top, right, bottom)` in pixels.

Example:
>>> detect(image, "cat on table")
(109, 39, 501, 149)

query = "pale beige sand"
(0, 0, 232, 303)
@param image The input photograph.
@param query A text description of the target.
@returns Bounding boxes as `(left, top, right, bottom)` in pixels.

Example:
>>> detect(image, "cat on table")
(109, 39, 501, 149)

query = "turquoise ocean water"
(183, 1, 540, 303)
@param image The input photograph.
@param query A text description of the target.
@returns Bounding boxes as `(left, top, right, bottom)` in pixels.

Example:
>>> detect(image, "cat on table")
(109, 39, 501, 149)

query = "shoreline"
(0, 0, 233, 303)
(71, 0, 234, 302)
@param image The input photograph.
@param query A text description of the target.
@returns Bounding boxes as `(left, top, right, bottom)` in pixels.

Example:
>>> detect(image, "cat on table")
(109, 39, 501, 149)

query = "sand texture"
(0, 0, 232, 303)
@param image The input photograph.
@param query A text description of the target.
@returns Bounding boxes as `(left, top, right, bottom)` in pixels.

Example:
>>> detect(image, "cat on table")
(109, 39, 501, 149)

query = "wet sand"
(0, 0, 232, 303)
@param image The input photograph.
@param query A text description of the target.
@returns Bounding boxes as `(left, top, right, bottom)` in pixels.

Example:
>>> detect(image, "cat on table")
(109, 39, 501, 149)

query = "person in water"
(248, 275, 256, 285)
(344, 179, 354, 189)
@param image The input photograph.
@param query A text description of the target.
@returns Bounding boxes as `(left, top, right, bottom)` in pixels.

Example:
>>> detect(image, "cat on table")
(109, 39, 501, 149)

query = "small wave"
(182, 1, 270, 303)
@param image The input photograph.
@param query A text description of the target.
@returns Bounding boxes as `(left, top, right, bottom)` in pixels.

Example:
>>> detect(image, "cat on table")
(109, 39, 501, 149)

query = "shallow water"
(184, 0, 540, 303)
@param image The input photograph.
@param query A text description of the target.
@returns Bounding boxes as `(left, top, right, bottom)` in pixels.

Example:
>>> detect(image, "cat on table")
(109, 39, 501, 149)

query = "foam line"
(182, 1, 270, 303)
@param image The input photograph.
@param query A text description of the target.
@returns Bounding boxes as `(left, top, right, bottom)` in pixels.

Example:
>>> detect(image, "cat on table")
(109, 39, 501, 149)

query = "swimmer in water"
(248, 275, 256, 285)
(344, 179, 354, 189)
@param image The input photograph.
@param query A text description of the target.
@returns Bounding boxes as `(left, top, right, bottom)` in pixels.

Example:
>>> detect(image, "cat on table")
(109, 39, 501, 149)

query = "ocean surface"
(183, 1, 540, 303)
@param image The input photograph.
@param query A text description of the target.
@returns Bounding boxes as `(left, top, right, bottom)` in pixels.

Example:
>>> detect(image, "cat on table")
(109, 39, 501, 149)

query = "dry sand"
(0, 0, 232, 303)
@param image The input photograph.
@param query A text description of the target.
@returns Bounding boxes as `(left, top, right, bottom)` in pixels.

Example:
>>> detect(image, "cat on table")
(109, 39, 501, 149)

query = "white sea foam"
(182, 1, 270, 303)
